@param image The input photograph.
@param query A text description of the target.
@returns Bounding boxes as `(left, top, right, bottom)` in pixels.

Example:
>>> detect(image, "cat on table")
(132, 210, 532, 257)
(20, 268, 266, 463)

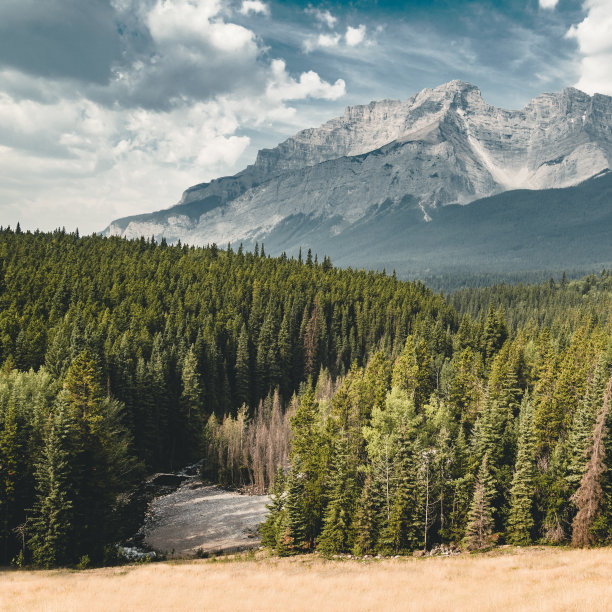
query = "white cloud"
(303, 24, 368, 52)
(304, 32, 341, 52)
(566, 0, 612, 95)
(147, 0, 255, 53)
(539, 0, 559, 8)
(265, 59, 345, 103)
(0, 0, 347, 233)
(305, 6, 337, 28)
(345, 24, 366, 47)
(239, 1, 269, 16)
(0, 92, 254, 231)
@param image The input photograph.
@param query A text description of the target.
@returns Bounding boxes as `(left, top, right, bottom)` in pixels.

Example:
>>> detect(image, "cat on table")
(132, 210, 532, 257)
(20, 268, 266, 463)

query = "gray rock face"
(105, 80, 612, 251)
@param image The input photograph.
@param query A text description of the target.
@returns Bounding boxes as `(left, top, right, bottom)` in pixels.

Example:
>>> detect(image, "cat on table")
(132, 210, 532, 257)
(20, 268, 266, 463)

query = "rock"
(149, 473, 188, 488)
(117, 546, 156, 562)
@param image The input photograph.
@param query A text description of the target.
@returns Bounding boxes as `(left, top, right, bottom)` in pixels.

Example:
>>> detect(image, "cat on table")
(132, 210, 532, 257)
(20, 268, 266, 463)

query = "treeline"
(2, 225, 612, 566)
(262, 302, 612, 555)
(450, 271, 612, 332)
(0, 227, 453, 565)
(420, 268, 604, 293)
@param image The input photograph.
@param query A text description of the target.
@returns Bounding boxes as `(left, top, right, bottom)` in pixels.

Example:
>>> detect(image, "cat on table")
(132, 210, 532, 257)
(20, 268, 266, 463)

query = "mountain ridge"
(104, 80, 612, 278)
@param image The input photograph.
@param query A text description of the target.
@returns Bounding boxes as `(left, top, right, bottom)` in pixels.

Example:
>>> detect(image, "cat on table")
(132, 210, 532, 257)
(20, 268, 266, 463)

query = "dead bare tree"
(571, 373, 612, 547)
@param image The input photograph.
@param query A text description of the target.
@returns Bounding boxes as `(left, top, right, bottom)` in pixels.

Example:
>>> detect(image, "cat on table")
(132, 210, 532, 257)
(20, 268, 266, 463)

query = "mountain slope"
(104, 81, 612, 276)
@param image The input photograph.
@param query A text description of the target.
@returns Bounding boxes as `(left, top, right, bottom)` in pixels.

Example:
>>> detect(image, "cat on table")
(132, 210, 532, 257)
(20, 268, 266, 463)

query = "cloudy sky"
(1, 0, 611, 233)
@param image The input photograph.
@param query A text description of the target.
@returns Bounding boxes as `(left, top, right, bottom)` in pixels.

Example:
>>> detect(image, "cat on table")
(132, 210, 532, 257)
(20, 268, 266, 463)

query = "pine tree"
(483, 304, 508, 362)
(0, 401, 20, 564)
(318, 436, 357, 555)
(361, 351, 392, 420)
(277, 310, 293, 399)
(289, 386, 327, 547)
(533, 332, 560, 457)
(179, 344, 205, 459)
(392, 336, 431, 410)
(63, 351, 105, 429)
(507, 396, 536, 545)
(352, 472, 383, 555)
(260, 466, 286, 549)
(61, 353, 140, 562)
(567, 356, 611, 489)
(381, 425, 421, 553)
(448, 347, 482, 427)
(278, 464, 307, 555)
(29, 405, 74, 567)
(445, 428, 472, 544)
(464, 454, 496, 550)
(235, 323, 250, 408)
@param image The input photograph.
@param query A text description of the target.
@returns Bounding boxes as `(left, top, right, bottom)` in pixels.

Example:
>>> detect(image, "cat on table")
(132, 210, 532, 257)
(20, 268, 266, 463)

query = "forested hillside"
(0, 227, 452, 566)
(262, 273, 612, 555)
(1, 227, 611, 567)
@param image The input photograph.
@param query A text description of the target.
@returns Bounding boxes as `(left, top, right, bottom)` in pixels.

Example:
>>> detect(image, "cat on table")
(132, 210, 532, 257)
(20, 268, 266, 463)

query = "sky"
(0, 0, 611, 233)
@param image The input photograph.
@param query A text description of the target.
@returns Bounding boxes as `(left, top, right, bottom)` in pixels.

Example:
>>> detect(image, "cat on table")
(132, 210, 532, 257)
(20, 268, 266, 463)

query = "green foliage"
(29, 405, 74, 567)
(464, 454, 496, 550)
(318, 436, 358, 556)
(1, 228, 612, 564)
(260, 467, 286, 550)
(507, 396, 536, 545)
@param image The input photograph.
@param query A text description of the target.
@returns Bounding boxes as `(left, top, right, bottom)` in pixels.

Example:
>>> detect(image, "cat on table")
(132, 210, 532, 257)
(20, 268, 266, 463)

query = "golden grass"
(2, 547, 612, 612)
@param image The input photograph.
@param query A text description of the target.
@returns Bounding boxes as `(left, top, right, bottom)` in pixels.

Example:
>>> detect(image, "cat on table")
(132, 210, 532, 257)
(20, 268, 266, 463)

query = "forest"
(0, 226, 611, 566)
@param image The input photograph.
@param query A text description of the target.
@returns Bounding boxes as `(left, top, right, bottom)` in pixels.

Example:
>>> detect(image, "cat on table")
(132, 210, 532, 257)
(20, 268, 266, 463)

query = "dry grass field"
(2, 546, 612, 612)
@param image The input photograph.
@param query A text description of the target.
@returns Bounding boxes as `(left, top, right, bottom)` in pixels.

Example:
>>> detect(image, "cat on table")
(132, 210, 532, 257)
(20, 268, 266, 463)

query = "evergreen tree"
(278, 463, 307, 555)
(260, 466, 286, 550)
(352, 472, 383, 555)
(0, 401, 20, 563)
(29, 404, 74, 567)
(235, 323, 250, 408)
(483, 304, 508, 362)
(318, 436, 357, 555)
(179, 344, 205, 460)
(392, 336, 431, 410)
(289, 386, 327, 548)
(507, 396, 536, 545)
(567, 356, 611, 489)
(382, 425, 421, 553)
(464, 454, 496, 550)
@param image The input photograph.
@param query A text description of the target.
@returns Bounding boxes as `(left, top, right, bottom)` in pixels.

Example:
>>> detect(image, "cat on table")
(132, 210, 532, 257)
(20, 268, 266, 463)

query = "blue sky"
(0, 0, 610, 232)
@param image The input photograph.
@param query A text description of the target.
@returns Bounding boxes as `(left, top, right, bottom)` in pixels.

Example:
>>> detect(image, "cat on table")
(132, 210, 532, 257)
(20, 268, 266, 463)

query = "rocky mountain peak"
(105, 81, 612, 259)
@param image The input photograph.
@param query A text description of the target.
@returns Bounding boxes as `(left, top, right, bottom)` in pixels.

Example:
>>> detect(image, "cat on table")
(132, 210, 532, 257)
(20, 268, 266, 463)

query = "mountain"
(104, 80, 612, 277)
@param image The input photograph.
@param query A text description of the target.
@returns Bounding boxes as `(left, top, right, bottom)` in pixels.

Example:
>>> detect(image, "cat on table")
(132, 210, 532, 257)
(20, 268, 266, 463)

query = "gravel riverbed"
(142, 479, 269, 557)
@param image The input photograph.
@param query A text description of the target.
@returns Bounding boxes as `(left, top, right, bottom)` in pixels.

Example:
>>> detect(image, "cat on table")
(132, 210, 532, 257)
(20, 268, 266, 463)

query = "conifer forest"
(1, 227, 612, 567)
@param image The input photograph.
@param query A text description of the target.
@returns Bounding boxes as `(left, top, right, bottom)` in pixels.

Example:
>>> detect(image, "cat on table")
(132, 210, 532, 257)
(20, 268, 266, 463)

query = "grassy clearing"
(2, 547, 612, 611)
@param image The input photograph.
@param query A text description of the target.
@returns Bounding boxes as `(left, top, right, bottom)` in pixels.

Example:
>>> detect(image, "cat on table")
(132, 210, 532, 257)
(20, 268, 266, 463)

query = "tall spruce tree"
(289, 386, 327, 548)
(318, 435, 358, 555)
(352, 472, 383, 555)
(507, 395, 536, 545)
(278, 463, 307, 555)
(179, 344, 205, 460)
(29, 404, 74, 567)
(381, 424, 421, 553)
(235, 323, 250, 408)
(464, 454, 496, 550)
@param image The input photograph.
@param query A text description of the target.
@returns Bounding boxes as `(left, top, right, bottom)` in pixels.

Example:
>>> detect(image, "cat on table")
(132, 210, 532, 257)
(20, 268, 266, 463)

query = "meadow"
(2, 547, 612, 611)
